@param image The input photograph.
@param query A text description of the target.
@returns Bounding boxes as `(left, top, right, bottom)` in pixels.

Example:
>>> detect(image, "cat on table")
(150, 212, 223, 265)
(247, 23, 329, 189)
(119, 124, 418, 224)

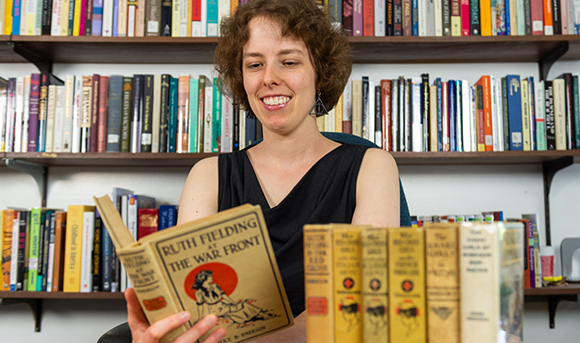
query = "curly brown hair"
(214, 0, 352, 114)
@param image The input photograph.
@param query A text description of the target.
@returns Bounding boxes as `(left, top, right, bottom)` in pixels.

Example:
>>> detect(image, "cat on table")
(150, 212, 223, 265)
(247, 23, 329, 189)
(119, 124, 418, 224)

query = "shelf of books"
(3, 36, 580, 64)
(524, 283, 580, 296)
(0, 290, 125, 299)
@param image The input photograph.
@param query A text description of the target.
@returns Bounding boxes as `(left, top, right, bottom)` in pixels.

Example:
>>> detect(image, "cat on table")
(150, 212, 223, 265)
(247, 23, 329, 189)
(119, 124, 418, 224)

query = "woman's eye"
(246, 63, 261, 69)
(283, 61, 298, 66)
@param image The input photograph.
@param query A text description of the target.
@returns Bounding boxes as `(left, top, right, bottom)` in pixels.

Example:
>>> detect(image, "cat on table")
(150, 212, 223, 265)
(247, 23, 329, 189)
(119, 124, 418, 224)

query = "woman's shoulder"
(358, 148, 399, 180)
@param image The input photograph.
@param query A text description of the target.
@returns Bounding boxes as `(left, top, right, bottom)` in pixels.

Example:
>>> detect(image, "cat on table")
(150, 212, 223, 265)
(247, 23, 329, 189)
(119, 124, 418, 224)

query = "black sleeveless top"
(218, 143, 371, 316)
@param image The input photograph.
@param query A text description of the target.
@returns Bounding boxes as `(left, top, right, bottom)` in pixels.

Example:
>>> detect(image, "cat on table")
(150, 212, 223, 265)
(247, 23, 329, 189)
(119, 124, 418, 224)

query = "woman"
(125, 0, 399, 341)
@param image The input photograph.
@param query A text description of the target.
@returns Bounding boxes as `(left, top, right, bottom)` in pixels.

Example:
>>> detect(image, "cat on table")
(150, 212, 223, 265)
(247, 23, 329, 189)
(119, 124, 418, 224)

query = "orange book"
(480, 0, 492, 35)
(381, 80, 392, 151)
(543, 0, 554, 34)
(97, 76, 109, 153)
(177, 75, 190, 153)
(1, 210, 16, 291)
(52, 211, 67, 292)
(230, 0, 238, 15)
(475, 76, 493, 151)
(363, 0, 374, 36)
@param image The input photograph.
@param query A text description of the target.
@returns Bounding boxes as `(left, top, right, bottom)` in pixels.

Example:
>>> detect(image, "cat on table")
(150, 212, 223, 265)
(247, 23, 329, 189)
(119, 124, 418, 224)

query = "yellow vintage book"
(388, 227, 426, 343)
(425, 223, 459, 343)
(552, 79, 567, 150)
(1, 209, 13, 291)
(361, 227, 388, 343)
(333, 225, 365, 343)
(94, 195, 293, 343)
(352, 80, 363, 137)
(304, 225, 334, 343)
(335, 92, 344, 134)
(63, 205, 94, 292)
(459, 222, 500, 343)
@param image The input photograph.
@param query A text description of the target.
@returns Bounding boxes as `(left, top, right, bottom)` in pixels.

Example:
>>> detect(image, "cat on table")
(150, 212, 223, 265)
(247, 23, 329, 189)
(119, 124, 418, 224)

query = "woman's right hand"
(125, 288, 227, 343)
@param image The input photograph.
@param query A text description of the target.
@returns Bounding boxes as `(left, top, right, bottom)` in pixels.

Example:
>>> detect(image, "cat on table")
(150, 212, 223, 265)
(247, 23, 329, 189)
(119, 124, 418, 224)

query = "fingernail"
(179, 312, 190, 320)
(205, 314, 218, 326)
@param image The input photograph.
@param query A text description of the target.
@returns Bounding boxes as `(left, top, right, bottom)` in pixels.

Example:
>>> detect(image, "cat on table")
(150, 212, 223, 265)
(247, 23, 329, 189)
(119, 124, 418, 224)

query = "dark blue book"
(449, 80, 456, 152)
(506, 75, 523, 151)
(101, 210, 113, 292)
(106, 75, 124, 152)
(435, 78, 443, 151)
(131, 75, 145, 152)
(168, 77, 178, 152)
(246, 115, 256, 147)
(159, 205, 177, 230)
(412, 0, 418, 36)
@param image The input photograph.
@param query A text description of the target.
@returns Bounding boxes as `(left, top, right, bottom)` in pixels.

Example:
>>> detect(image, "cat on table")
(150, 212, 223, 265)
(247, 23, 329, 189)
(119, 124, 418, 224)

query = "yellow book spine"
(480, 0, 492, 35)
(361, 227, 388, 343)
(4, 0, 12, 35)
(333, 225, 363, 343)
(186, 0, 192, 36)
(230, 0, 238, 15)
(521, 79, 531, 151)
(1, 210, 15, 291)
(25, 1, 36, 35)
(63, 205, 94, 292)
(59, 0, 70, 36)
(450, 17, 461, 36)
(304, 225, 334, 343)
(459, 222, 500, 343)
(172, 0, 180, 36)
(429, 85, 438, 152)
(425, 223, 460, 343)
(352, 80, 362, 137)
(73, 0, 82, 36)
(388, 227, 426, 343)
(335, 92, 343, 133)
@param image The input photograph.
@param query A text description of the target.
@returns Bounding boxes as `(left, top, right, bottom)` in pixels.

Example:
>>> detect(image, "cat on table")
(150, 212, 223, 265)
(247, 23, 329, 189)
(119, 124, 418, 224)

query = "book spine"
(188, 77, 198, 152)
(196, 76, 206, 150)
(45, 84, 56, 152)
(333, 226, 363, 343)
(121, 77, 132, 153)
(499, 222, 525, 338)
(497, 0, 507, 34)
(394, 0, 403, 35)
(52, 211, 66, 292)
(343, 78, 353, 134)
(97, 76, 109, 153)
(426, 223, 460, 343)
(106, 75, 123, 152)
(212, 78, 221, 153)
(442, 81, 449, 151)
(563, 74, 574, 149)
(137, 208, 159, 240)
(524, 0, 533, 34)
(412, 76, 422, 151)
(460, 0, 470, 35)
(470, 0, 481, 34)
(535, 80, 547, 151)
(92, 0, 103, 35)
(553, 79, 567, 150)
(51, 85, 65, 153)
(389, 227, 426, 342)
(63, 206, 91, 292)
(159, 75, 170, 153)
(101, 210, 112, 292)
(544, 0, 554, 33)
(80, 210, 94, 292)
(62, 76, 74, 152)
(146, 0, 161, 35)
(161, 0, 172, 36)
(573, 76, 580, 148)
(40, 211, 52, 291)
(475, 85, 484, 151)
(118, 0, 128, 36)
(553, 0, 562, 33)
(141, 75, 154, 153)
(501, 77, 510, 151)
(460, 222, 500, 342)
(381, 80, 392, 150)
(531, 0, 544, 33)
(361, 228, 388, 343)
(353, 0, 363, 35)
(544, 80, 556, 150)
(521, 79, 531, 151)
(167, 77, 178, 152)
(402, 0, 412, 35)
(361, 77, 369, 140)
(152, 74, 162, 153)
(343, 0, 354, 35)
(449, 80, 456, 151)
(376, 0, 386, 36)
(131, 74, 144, 153)
(461, 80, 472, 152)
(88, 74, 100, 152)
(430, 85, 438, 151)
(412, 0, 418, 36)
(72, 77, 82, 153)
(352, 80, 363, 137)
(426, 0, 435, 35)
(80, 76, 93, 153)
(92, 210, 102, 291)
(561, 0, 569, 33)
(482, 76, 493, 151)
(203, 79, 213, 152)
(363, 0, 374, 35)
(507, 75, 523, 150)
(221, 94, 233, 153)
(177, 75, 190, 153)
(10, 211, 20, 291)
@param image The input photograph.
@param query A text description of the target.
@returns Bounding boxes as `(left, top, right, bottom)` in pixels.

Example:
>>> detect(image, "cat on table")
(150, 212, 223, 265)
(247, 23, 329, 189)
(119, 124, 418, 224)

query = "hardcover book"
(94, 195, 293, 343)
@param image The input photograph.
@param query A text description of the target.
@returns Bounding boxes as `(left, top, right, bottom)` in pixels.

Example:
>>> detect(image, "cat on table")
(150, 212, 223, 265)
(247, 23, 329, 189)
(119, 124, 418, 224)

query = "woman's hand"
(125, 288, 227, 343)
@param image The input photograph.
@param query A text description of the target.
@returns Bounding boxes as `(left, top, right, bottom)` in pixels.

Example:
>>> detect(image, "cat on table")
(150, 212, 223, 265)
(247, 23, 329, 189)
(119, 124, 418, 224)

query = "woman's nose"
(263, 64, 281, 87)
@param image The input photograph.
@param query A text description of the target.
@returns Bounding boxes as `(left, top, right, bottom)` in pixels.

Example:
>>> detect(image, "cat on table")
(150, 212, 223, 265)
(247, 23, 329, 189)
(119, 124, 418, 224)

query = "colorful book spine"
(361, 227, 388, 343)
(506, 75, 523, 151)
(176, 74, 190, 153)
(92, 0, 103, 35)
(63, 205, 93, 292)
(97, 76, 109, 153)
(141, 74, 154, 153)
(168, 76, 178, 153)
(159, 205, 177, 230)
(553, 78, 567, 150)
(188, 77, 199, 153)
(388, 226, 426, 343)
(80, 209, 95, 292)
(461, 0, 470, 35)
(212, 78, 221, 153)
(535, 80, 547, 151)
(334, 225, 363, 343)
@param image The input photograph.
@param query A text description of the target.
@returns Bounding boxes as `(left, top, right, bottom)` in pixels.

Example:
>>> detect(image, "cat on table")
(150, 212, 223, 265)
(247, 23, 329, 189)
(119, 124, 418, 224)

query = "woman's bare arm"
(352, 148, 400, 228)
(178, 157, 220, 225)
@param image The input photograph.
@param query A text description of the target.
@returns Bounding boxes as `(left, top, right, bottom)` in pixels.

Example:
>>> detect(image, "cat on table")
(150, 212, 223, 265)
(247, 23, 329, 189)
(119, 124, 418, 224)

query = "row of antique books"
(347, 73, 580, 152)
(2, 0, 579, 37)
(304, 221, 525, 343)
(0, 188, 176, 293)
(0, 73, 243, 154)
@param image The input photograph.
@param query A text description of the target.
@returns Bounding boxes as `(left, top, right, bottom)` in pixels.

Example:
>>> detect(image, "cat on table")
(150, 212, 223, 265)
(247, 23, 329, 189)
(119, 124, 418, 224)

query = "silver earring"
(310, 92, 328, 116)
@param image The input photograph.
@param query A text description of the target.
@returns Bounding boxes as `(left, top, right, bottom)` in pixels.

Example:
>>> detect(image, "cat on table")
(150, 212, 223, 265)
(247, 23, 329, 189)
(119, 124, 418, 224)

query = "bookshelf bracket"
(5, 159, 48, 207)
(0, 297, 42, 332)
(10, 42, 53, 75)
(542, 156, 574, 247)
(548, 294, 578, 328)
(539, 42, 569, 82)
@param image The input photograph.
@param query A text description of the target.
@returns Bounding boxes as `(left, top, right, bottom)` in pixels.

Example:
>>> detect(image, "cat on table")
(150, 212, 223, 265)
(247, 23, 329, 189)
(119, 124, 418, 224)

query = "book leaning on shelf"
(93, 195, 294, 343)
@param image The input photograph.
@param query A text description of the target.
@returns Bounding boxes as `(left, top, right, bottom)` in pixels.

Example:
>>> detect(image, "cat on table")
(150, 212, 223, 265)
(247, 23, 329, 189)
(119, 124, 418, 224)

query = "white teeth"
(263, 96, 290, 105)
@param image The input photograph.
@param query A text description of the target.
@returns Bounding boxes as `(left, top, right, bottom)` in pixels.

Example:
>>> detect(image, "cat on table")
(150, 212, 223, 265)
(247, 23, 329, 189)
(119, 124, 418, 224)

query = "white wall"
(1, 61, 579, 342)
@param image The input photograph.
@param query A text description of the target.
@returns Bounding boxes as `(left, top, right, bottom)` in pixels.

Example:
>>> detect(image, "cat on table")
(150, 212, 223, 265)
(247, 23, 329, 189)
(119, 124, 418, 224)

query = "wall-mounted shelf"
(524, 284, 580, 329)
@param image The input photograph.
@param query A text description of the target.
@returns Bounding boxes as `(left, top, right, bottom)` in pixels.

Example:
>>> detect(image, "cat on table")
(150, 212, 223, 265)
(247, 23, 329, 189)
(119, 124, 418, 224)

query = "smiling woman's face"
(242, 16, 317, 135)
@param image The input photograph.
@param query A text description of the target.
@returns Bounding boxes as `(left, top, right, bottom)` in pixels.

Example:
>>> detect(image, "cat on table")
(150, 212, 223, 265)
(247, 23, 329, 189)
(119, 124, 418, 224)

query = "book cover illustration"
(94, 195, 293, 343)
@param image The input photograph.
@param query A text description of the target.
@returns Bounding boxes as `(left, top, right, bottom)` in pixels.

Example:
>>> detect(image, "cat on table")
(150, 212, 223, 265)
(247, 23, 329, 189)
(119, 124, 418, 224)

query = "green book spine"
(536, 81, 547, 151)
(212, 78, 222, 153)
(573, 76, 580, 149)
(120, 77, 133, 153)
(168, 77, 178, 153)
(188, 77, 199, 153)
(26, 208, 42, 291)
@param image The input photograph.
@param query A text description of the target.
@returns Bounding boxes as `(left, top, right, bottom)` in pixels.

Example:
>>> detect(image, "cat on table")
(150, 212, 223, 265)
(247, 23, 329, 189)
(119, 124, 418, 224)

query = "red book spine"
(137, 208, 159, 240)
(79, 0, 87, 35)
(461, 0, 470, 35)
(531, 0, 545, 34)
(482, 76, 493, 151)
(381, 80, 392, 151)
(97, 76, 109, 153)
(192, 0, 201, 21)
(90, 74, 100, 152)
(363, 0, 375, 36)
(442, 81, 449, 151)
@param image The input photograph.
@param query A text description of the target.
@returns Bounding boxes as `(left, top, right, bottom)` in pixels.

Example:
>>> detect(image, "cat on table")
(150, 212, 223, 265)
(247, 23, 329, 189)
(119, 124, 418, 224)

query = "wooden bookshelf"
(1, 35, 580, 64)
(3, 149, 580, 167)
(524, 283, 580, 296)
